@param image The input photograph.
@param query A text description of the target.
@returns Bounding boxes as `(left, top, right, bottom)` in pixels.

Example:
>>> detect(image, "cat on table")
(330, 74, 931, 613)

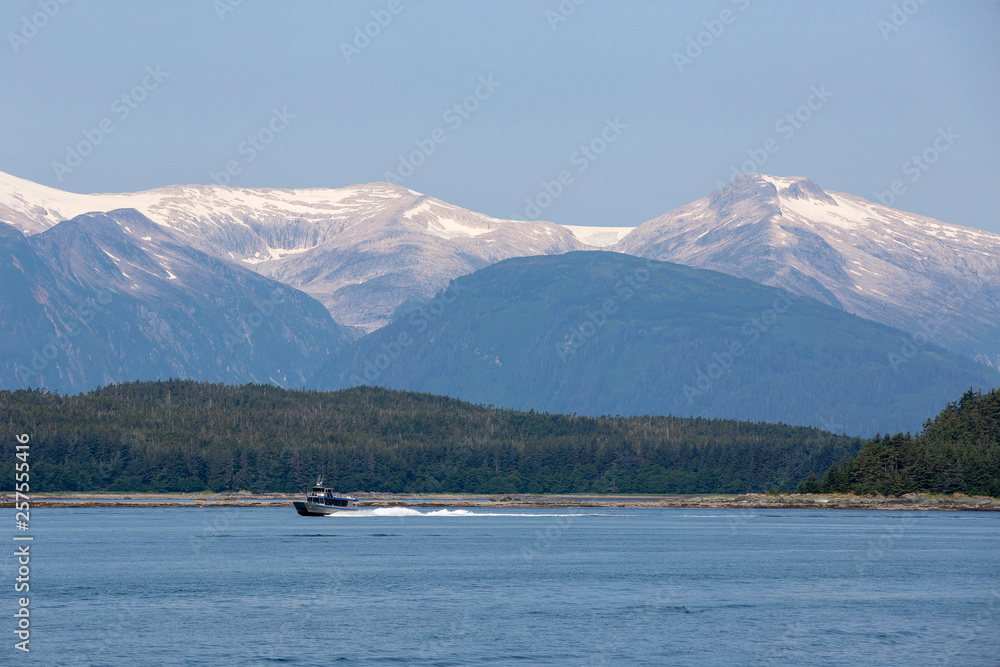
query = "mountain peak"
(615, 173, 1000, 366)
(0, 171, 586, 331)
(759, 174, 836, 204)
(711, 174, 835, 207)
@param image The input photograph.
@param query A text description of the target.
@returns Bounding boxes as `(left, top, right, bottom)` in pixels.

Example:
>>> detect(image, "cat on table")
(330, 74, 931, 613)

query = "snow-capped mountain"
(0, 171, 586, 332)
(3, 170, 997, 365)
(0, 208, 349, 392)
(614, 175, 1000, 365)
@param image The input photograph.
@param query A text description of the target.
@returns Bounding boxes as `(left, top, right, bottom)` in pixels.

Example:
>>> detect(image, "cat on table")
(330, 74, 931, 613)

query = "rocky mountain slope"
(5, 171, 997, 361)
(614, 175, 1000, 365)
(0, 171, 585, 332)
(0, 209, 349, 392)
(3, 169, 997, 398)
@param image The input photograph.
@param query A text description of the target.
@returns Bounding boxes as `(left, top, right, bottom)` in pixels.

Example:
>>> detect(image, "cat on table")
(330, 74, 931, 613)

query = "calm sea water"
(9, 507, 999, 666)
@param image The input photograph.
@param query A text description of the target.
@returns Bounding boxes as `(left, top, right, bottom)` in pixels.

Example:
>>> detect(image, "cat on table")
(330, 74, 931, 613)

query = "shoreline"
(4, 492, 999, 511)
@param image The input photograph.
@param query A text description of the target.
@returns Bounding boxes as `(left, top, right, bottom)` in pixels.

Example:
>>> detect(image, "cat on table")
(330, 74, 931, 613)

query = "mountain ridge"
(614, 174, 1000, 366)
(0, 171, 588, 331)
(2, 170, 997, 366)
(313, 251, 999, 437)
(1, 208, 349, 392)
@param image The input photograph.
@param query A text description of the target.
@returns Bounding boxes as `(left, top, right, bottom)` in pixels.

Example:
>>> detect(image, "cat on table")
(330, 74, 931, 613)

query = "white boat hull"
(293, 501, 360, 516)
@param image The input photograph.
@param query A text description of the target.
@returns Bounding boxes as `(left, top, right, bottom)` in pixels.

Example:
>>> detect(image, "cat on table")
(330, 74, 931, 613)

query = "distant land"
(6, 493, 1000, 512)
(0, 210, 349, 391)
(3, 383, 996, 500)
(3, 171, 999, 437)
(319, 252, 998, 436)
(801, 388, 1000, 497)
(0, 380, 862, 495)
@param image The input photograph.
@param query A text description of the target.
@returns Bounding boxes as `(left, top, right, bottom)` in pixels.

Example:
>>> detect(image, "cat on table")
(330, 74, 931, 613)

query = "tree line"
(1, 380, 861, 494)
(798, 388, 1000, 497)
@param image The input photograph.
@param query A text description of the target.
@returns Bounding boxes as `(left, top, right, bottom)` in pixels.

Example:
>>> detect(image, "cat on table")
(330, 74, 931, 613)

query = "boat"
(293, 477, 361, 516)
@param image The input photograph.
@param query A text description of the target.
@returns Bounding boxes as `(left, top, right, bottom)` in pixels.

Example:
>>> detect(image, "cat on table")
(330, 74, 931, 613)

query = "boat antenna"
(316, 474, 324, 487)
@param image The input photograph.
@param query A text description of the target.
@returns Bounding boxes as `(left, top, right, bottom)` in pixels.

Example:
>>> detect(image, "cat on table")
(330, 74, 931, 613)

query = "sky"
(2, 0, 999, 233)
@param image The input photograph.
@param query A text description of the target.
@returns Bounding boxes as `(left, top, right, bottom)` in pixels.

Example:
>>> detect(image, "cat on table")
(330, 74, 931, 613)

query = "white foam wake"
(326, 508, 609, 518)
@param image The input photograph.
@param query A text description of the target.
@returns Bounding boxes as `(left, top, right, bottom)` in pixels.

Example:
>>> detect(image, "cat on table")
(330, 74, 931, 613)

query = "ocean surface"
(9, 507, 999, 666)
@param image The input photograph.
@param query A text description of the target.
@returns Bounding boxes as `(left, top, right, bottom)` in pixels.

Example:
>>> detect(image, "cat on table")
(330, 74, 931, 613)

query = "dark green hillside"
(801, 388, 1000, 497)
(1, 380, 861, 494)
(315, 252, 998, 436)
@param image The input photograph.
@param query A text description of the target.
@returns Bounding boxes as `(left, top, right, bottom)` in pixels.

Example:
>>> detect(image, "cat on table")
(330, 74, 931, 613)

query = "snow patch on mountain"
(0, 172, 584, 331)
(615, 174, 1000, 365)
(562, 225, 636, 246)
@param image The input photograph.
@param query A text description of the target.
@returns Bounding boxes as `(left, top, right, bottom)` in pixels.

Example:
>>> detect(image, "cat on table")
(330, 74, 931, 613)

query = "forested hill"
(800, 389, 1000, 497)
(314, 252, 999, 437)
(1, 380, 862, 494)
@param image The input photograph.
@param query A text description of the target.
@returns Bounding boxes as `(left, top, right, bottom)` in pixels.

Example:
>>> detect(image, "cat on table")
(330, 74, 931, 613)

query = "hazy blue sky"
(3, 0, 998, 232)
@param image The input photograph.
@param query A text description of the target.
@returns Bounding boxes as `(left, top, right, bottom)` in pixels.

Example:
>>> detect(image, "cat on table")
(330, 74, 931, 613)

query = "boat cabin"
(306, 485, 354, 508)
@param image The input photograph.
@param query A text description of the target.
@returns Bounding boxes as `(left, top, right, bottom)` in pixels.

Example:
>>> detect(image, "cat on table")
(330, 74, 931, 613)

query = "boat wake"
(328, 508, 613, 518)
